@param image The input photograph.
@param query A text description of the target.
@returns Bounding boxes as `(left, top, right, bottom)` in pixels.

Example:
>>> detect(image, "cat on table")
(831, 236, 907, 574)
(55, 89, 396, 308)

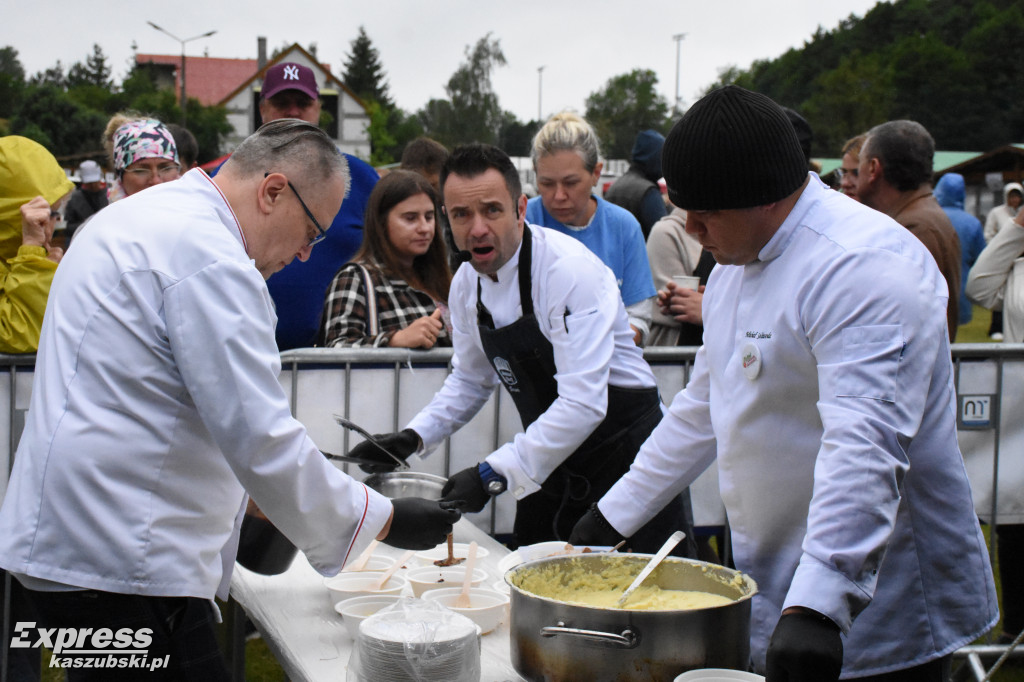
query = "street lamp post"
(672, 33, 687, 117)
(147, 21, 217, 128)
(537, 66, 545, 122)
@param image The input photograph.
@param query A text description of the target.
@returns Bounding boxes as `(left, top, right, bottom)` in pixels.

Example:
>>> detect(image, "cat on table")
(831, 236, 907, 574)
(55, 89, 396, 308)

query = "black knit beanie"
(663, 85, 808, 210)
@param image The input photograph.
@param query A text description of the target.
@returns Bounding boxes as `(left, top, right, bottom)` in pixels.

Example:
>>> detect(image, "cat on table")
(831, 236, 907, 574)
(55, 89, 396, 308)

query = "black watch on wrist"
(478, 462, 507, 495)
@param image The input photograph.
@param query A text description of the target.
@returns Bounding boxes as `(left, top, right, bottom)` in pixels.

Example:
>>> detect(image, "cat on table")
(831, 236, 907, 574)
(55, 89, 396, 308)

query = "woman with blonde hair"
(525, 111, 656, 345)
(320, 170, 452, 348)
(102, 112, 180, 202)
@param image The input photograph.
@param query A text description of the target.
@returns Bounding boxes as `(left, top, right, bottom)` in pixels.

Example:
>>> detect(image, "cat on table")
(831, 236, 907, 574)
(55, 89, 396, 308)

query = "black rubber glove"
(440, 465, 490, 513)
(350, 429, 420, 474)
(383, 497, 461, 550)
(568, 502, 626, 547)
(765, 610, 843, 682)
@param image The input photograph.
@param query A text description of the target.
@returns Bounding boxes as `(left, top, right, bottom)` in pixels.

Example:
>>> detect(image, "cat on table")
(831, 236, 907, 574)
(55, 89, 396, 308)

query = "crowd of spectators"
(2, 73, 1021, 678)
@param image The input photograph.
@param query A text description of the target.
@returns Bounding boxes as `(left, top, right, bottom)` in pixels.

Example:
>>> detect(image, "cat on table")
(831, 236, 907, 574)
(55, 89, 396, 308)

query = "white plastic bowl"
(413, 542, 490, 567)
(341, 555, 396, 572)
(420, 586, 509, 634)
(496, 541, 612, 574)
(492, 579, 510, 596)
(674, 670, 765, 681)
(324, 570, 408, 601)
(405, 565, 488, 597)
(333, 595, 403, 639)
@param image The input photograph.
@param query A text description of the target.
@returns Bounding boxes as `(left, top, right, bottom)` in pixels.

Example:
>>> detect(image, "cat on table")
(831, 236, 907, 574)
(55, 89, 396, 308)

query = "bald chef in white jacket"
(571, 87, 998, 681)
(0, 120, 458, 680)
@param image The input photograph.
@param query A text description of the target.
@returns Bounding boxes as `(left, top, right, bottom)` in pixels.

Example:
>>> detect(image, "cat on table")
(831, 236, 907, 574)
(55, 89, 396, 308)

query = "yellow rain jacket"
(0, 136, 74, 353)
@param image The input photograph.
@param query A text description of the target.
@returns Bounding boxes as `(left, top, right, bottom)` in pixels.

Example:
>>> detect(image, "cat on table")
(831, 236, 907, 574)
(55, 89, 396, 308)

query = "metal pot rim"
(363, 471, 448, 486)
(505, 554, 758, 612)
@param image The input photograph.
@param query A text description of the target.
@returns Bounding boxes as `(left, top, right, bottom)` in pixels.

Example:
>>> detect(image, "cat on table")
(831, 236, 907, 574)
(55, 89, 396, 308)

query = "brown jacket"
(889, 187, 962, 342)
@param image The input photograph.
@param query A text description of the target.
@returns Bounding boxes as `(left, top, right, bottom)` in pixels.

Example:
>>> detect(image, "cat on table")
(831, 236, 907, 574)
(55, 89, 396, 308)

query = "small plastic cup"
(672, 275, 700, 290)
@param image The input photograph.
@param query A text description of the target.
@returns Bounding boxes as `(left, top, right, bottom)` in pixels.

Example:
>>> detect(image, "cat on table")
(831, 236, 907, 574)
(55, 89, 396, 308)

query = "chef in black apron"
(349, 143, 696, 555)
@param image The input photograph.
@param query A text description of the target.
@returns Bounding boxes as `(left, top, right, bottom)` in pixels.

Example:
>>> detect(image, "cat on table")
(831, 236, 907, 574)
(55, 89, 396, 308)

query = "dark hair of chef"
(440, 144, 523, 218)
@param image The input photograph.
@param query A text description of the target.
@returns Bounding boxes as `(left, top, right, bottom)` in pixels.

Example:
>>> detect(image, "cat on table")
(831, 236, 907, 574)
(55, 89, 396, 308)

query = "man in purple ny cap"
(259, 61, 322, 124)
(255, 62, 380, 350)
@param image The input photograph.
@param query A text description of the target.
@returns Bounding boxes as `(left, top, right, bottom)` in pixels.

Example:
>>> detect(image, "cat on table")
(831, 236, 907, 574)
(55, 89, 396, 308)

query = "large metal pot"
(506, 554, 757, 682)
(363, 471, 446, 499)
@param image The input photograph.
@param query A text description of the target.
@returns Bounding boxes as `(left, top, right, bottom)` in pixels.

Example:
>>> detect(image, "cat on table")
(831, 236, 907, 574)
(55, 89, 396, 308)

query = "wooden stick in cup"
(455, 541, 478, 608)
(350, 539, 379, 571)
(371, 550, 414, 591)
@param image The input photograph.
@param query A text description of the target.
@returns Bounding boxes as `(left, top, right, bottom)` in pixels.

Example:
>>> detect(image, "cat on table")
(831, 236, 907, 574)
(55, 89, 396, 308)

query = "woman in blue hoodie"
(934, 172, 986, 327)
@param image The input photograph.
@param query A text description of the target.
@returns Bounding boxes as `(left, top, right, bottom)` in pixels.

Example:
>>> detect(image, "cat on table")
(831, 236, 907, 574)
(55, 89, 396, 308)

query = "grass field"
(34, 308, 1023, 681)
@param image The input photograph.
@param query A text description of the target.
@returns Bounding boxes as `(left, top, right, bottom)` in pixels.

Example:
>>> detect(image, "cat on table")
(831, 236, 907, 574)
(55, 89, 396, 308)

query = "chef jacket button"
(514, 486, 525, 497)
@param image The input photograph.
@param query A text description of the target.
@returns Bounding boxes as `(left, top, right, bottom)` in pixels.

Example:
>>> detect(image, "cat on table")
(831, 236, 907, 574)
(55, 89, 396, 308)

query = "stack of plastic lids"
(350, 598, 480, 682)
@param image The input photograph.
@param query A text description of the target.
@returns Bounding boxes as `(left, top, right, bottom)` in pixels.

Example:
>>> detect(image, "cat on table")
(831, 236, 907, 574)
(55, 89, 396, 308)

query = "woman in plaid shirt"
(320, 170, 452, 348)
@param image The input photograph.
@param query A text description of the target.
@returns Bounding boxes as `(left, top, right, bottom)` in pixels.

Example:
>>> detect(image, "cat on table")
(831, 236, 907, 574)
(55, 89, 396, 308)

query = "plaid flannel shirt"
(320, 262, 451, 348)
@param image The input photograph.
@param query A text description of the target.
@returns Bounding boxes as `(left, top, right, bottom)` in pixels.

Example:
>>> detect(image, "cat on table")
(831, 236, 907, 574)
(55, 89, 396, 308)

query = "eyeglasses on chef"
(265, 172, 327, 247)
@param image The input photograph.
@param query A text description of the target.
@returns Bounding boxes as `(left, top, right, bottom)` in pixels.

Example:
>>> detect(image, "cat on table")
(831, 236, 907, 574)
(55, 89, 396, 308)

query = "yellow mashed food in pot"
(513, 558, 735, 611)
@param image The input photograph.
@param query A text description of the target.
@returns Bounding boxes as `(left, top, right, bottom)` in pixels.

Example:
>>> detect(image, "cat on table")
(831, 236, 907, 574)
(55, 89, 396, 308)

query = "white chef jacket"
(600, 176, 999, 677)
(0, 169, 392, 600)
(406, 224, 656, 499)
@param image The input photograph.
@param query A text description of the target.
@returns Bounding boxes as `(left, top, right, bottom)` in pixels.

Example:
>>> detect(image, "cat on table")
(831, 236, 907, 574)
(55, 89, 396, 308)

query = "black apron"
(477, 227, 696, 555)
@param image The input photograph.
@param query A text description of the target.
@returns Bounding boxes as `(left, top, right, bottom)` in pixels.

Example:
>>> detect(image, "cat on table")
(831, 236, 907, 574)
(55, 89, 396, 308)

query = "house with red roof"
(135, 40, 371, 159)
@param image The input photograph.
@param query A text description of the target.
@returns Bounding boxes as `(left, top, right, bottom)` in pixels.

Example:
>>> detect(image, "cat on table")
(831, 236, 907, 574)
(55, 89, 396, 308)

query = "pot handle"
(540, 621, 639, 649)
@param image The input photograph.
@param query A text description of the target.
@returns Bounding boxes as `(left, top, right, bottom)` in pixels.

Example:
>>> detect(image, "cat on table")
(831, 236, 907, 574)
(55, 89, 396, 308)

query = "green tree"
(10, 85, 107, 157)
(115, 64, 231, 163)
(801, 53, 895, 155)
(961, 4, 1024, 145)
(498, 113, 538, 157)
(704, 0, 1024, 155)
(419, 34, 507, 147)
(67, 44, 113, 89)
(585, 69, 669, 159)
(30, 61, 66, 89)
(387, 110, 426, 163)
(703, 64, 756, 95)
(887, 33, 984, 150)
(341, 26, 402, 162)
(342, 26, 393, 111)
(0, 46, 26, 120)
(180, 100, 233, 165)
(365, 100, 396, 166)
(120, 63, 160, 102)
(417, 98, 456, 147)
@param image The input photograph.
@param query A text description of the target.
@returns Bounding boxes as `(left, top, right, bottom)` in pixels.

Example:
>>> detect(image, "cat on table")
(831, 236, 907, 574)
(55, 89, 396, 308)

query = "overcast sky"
(8, 0, 882, 124)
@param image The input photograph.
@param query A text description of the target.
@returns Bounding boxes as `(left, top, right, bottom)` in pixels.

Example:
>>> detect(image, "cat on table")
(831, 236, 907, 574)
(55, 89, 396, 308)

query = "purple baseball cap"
(261, 62, 319, 100)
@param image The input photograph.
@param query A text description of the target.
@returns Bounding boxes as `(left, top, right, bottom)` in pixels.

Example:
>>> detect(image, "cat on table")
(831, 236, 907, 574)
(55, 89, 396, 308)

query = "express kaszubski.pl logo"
(10, 622, 170, 671)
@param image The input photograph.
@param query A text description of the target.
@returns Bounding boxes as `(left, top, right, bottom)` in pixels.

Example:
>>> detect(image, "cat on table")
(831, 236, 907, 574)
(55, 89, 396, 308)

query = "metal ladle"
(617, 530, 686, 607)
(333, 415, 410, 471)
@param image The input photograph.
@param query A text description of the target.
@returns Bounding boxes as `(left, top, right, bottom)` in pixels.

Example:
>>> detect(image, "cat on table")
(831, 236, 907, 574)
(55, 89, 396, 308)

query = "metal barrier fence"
(1, 344, 1022, 680)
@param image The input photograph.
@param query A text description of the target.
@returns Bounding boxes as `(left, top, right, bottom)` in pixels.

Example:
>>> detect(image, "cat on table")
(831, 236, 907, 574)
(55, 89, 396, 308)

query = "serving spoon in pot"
(616, 530, 686, 607)
(333, 415, 410, 471)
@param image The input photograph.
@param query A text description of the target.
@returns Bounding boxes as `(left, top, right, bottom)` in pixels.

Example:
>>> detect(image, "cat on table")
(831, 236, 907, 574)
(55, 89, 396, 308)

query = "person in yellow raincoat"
(0, 136, 74, 353)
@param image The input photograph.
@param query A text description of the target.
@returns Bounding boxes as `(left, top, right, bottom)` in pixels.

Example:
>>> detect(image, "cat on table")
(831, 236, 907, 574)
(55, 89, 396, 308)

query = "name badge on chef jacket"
(741, 342, 762, 380)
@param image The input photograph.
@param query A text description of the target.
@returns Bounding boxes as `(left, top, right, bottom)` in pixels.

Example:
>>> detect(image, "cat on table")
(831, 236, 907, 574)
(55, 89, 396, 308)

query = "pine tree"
(67, 44, 112, 89)
(0, 46, 26, 119)
(341, 27, 393, 111)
